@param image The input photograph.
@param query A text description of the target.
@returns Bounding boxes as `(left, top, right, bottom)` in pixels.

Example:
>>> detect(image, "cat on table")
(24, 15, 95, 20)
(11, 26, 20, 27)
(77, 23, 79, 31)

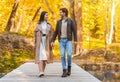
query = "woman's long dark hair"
(38, 11, 48, 24)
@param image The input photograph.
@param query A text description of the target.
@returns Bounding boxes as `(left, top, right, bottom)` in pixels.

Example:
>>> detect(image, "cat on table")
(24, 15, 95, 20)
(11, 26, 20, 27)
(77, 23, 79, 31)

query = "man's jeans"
(59, 39, 72, 70)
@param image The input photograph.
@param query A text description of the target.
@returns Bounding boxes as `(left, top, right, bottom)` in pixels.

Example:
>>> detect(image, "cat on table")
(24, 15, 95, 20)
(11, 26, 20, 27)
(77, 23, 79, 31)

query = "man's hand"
(51, 42, 54, 47)
(74, 41, 77, 46)
(74, 41, 77, 54)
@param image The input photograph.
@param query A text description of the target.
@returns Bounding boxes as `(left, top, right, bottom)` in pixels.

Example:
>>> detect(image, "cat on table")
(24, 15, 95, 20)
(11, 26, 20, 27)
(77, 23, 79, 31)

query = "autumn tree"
(5, 0, 20, 32)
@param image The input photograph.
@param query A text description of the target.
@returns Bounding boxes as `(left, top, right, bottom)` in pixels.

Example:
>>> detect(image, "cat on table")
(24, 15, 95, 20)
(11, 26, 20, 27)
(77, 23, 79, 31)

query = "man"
(51, 8, 77, 77)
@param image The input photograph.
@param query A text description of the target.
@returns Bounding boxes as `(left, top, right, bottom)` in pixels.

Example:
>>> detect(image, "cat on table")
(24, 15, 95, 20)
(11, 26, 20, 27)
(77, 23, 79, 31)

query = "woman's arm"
(34, 24, 39, 45)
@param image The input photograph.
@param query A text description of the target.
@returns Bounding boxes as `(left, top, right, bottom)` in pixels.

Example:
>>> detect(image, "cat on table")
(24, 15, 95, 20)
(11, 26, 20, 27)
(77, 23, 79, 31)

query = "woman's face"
(44, 13, 48, 21)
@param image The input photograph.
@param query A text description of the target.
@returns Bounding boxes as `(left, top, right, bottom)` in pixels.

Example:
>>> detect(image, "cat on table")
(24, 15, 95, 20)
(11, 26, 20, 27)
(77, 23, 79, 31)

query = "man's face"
(60, 10, 65, 18)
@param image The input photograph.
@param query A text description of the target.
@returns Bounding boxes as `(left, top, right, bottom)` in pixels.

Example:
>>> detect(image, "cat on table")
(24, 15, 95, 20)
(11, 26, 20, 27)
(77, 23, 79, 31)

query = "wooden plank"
(0, 62, 101, 82)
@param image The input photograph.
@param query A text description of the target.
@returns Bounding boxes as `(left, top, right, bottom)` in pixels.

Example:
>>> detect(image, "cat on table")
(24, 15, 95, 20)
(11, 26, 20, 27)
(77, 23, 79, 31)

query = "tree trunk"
(108, 1, 115, 44)
(68, 0, 76, 25)
(75, 0, 82, 55)
(25, 7, 41, 35)
(112, 25, 116, 42)
(44, 0, 54, 15)
(68, 0, 82, 55)
(15, 14, 22, 32)
(44, 0, 57, 22)
(5, 0, 20, 32)
(104, 0, 109, 56)
(15, 0, 25, 33)
(68, 0, 77, 54)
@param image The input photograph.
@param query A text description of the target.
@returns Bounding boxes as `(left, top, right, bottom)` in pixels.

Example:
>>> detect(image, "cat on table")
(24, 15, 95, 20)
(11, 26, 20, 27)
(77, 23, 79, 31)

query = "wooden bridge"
(0, 62, 101, 82)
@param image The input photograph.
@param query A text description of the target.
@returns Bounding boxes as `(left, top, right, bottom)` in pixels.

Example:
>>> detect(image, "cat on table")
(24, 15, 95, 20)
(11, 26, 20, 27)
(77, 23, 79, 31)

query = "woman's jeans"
(59, 39, 72, 70)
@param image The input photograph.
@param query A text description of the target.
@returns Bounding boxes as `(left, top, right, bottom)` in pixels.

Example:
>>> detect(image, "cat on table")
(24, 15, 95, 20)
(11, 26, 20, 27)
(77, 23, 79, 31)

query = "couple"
(34, 8, 77, 78)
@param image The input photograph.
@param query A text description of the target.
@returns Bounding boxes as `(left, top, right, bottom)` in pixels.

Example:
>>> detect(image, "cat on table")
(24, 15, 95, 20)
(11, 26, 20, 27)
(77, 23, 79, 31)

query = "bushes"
(0, 50, 34, 76)
(73, 43, 120, 62)
(0, 33, 34, 77)
(106, 43, 120, 62)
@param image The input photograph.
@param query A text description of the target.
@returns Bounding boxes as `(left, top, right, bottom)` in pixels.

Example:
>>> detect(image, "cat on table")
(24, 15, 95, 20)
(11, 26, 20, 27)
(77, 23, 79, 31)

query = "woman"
(34, 11, 53, 77)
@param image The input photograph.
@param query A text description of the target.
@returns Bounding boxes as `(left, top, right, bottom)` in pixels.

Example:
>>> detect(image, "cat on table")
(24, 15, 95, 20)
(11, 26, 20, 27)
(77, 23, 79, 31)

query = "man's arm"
(71, 19, 77, 42)
(51, 21, 59, 42)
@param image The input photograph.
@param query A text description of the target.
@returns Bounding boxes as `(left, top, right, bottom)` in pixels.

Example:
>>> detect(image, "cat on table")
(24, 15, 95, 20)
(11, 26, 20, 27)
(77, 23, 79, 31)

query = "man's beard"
(60, 15, 64, 19)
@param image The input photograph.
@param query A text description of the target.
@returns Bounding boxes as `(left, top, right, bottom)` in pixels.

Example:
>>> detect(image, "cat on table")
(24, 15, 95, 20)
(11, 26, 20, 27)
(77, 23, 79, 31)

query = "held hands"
(74, 41, 77, 46)
(51, 42, 54, 47)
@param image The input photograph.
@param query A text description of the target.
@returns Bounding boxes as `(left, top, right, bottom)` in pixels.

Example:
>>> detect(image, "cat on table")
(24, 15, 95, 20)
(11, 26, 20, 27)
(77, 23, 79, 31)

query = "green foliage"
(90, 56, 105, 63)
(0, 49, 34, 76)
(83, 38, 104, 49)
(108, 43, 120, 54)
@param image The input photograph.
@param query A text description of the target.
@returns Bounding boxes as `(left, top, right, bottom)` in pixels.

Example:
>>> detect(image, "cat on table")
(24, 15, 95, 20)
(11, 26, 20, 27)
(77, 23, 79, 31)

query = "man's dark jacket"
(51, 18, 77, 42)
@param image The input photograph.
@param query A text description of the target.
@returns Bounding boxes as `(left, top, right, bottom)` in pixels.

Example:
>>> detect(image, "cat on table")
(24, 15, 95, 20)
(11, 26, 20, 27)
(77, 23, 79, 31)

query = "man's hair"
(60, 8, 68, 17)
